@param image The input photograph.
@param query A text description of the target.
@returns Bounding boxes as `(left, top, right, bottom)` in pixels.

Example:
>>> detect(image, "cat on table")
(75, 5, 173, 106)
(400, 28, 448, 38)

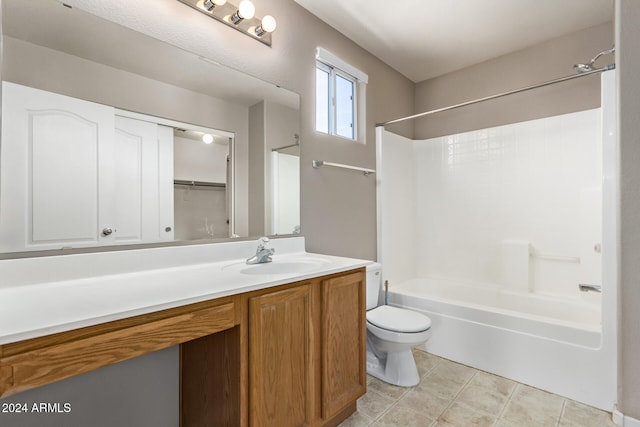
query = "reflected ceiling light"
(178, 0, 276, 46)
(231, 0, 255, 24)
(255, 15, 276, 37)
(202, 134, 214, 144)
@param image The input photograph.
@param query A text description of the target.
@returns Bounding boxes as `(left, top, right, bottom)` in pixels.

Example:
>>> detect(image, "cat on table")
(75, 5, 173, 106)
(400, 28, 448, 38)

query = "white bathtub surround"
(376, 71, 618, 411)
(613, 407, 640, 427)
(500, 240, 532, 292)
(0, 236, 370, 345)
(397, 108, 602, 297)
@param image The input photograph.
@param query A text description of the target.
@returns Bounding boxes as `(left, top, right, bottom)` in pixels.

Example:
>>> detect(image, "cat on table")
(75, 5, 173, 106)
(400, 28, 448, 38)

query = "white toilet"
(365, 263, 432, 387)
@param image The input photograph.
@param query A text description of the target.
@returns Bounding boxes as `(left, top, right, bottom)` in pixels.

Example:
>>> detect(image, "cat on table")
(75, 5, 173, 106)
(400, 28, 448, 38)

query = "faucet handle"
(257, 236, 270, 250)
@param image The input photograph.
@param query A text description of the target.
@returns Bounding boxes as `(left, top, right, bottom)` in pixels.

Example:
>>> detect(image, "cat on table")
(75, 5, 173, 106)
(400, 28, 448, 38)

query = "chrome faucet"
(246, 237, 275, 265)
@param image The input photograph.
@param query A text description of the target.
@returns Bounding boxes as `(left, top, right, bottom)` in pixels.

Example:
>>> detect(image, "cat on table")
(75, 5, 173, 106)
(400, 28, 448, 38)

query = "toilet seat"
(366, 305, 431, 333)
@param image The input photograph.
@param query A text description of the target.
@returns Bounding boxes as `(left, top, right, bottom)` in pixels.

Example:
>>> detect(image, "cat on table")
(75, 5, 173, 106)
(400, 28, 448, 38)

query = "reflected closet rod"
(174, 179, 226, 188)
(377, 64, 615, 127)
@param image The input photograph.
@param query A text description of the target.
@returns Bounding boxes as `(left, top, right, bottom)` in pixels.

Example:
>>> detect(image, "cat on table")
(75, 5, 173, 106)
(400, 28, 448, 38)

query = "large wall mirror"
(0, 0, 301, 256)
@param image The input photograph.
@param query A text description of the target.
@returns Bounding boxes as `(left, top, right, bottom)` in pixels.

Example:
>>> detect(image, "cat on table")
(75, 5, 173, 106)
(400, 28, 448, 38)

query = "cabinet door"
(0, 81, 115, 251)
(249, 285, 312, 427)
(321, 271, 366, 420)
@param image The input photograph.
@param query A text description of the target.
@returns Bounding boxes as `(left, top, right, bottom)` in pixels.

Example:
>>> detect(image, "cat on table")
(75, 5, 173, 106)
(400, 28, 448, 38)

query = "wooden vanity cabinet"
(244, 269, 366, 427)
(182, 268, 366, 427)
(0, 267, 365, 427)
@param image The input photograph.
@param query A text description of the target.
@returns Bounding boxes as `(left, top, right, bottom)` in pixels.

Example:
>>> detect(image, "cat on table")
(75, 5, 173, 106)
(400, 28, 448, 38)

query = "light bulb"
(202, 134, 214, 144)
(260, 15, 277, 33)
(203, 0, 226, 11)
(238, 0, 255, 19)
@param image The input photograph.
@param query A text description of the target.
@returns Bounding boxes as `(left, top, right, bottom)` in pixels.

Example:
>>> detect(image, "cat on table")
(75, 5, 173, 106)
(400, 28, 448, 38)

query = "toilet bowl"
(365, 263, 431, 387)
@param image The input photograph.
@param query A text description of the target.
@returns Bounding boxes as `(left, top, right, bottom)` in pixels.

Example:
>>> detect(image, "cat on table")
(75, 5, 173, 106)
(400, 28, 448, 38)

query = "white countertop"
(0, 237, 371, 345)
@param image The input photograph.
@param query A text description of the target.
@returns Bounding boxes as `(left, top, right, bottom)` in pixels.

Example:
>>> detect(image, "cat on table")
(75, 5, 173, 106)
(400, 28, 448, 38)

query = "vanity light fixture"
(177, 0, 276, 46)
(202, 133, 214, 144)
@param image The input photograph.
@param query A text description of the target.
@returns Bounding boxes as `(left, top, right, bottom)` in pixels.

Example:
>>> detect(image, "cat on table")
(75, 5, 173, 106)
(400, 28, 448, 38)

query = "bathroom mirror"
(0, 0, 301, 256)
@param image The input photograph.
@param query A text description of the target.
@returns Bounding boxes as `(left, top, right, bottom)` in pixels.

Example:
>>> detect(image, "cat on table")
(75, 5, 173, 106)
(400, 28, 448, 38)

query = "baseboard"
(613, 407, 640, 427)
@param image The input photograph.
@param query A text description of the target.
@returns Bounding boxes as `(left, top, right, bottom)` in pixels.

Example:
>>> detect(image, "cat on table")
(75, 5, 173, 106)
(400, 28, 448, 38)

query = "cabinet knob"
(102, 227, 113, 236)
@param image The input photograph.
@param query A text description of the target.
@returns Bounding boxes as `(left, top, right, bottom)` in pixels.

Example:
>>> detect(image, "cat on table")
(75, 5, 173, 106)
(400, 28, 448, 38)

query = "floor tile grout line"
(484, 380, 519, 427)
(366, 381, 412, 422)
(557, 398, 568, 427)
(452, 372, 520, 421)
(431, 368, 480, 424)
(357, 387, 397, 422)
(366, 354, 447, 424)
(494, 381, 520, 424)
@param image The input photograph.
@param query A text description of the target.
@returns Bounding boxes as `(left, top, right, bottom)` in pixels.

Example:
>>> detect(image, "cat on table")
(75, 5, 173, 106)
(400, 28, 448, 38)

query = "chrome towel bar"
(312, 160, 375, 176)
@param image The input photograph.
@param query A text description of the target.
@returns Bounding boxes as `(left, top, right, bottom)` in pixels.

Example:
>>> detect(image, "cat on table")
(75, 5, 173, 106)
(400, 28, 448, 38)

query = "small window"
(315, 48, 367, 141)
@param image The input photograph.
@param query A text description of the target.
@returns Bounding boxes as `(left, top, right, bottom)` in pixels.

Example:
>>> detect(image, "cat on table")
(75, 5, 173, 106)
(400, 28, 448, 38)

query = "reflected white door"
(0, 81, 115, 251)
(0, 82, 175, 252)
(114, 117, 174, 243)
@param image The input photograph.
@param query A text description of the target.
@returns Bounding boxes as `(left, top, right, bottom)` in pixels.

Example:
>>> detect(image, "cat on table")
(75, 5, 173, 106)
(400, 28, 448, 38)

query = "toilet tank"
(365, 262, 382, 310)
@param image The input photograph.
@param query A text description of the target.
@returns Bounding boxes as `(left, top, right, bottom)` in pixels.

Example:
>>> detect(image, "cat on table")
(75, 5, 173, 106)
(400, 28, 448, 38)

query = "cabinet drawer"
(0, 301, 235, 397)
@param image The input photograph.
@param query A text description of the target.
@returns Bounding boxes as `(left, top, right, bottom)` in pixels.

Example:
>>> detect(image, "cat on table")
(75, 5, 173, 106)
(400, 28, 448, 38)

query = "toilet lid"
(366, 305, 431, 333)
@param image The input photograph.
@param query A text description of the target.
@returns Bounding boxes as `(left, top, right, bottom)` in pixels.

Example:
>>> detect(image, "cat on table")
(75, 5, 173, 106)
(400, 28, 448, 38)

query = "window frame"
(315, 59, 359, 141)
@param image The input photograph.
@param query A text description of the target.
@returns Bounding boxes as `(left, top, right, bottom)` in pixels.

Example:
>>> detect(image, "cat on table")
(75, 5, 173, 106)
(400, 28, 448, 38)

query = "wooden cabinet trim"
(0, 300, 235, 398)
(1, 296, 236, 358)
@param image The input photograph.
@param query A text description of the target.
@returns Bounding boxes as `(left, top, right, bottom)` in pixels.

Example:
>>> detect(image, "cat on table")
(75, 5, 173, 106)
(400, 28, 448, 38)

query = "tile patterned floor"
(339, 349, 616, 427)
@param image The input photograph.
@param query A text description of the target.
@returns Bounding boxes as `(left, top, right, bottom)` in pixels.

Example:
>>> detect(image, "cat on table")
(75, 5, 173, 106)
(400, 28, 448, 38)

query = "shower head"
(574, 47, 615, 73)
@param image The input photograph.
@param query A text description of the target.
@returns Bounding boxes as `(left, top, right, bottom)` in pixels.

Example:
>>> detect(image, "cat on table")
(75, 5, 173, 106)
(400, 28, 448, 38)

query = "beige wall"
(616, 0, 640, 420)
(410, 22, 613, 139)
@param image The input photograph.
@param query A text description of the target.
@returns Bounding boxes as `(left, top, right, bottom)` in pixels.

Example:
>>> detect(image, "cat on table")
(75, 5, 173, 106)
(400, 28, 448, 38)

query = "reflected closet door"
(0, 81, 115, 252)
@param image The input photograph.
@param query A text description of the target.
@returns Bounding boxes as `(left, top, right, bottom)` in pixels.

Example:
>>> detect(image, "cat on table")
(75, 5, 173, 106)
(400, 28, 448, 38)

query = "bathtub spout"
(578, 283, 602, 293)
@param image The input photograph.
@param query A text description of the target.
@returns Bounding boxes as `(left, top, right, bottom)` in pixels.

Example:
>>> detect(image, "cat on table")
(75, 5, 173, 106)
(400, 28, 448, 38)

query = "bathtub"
(388, 277, 614, 410)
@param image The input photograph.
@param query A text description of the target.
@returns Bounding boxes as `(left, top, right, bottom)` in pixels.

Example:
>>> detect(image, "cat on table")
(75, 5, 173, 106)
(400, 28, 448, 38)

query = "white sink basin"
(222, 257, 332, 275)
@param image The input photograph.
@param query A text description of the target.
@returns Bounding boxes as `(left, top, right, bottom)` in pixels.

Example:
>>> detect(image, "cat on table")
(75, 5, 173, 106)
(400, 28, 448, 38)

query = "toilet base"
(366, 347, 420, 387)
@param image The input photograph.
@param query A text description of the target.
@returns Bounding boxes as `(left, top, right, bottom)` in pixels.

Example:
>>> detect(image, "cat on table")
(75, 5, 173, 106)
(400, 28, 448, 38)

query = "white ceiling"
(294, 0, 614, 82)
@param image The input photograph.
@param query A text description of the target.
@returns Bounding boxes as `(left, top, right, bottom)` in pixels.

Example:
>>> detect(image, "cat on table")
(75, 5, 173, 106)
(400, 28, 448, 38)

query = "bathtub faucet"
(246, 237, 275, 265)
(578, 283, 602, 293)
